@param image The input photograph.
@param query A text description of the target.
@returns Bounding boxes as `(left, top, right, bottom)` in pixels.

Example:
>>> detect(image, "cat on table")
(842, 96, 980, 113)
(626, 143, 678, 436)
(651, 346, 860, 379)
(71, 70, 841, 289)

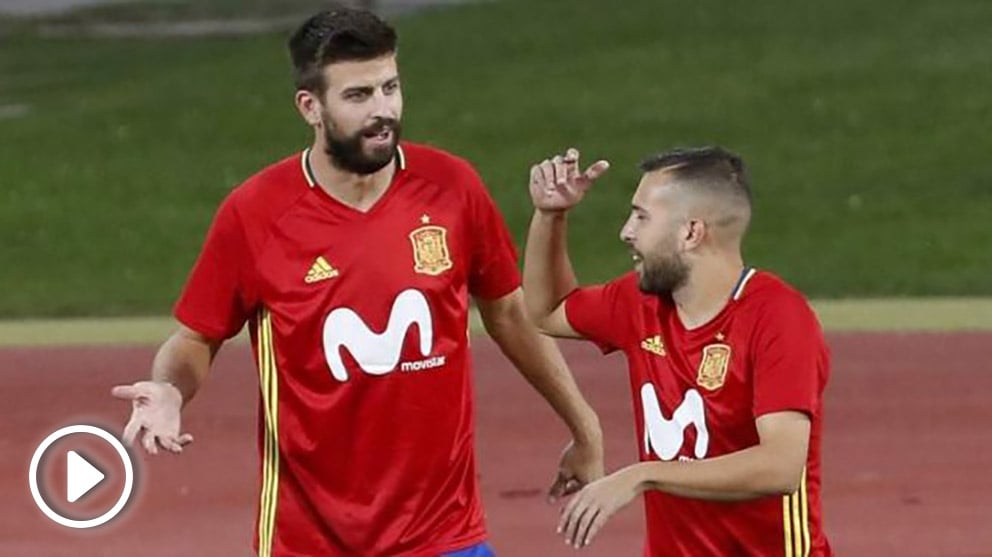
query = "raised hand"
(529, 147, 610, 213)
(111, 381, 193, 455)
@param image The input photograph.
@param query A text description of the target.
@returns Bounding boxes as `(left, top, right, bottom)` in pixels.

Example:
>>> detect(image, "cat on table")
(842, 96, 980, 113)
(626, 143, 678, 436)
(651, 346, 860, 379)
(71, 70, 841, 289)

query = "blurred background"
(2, 0, 990, 317)
(1, 0, 990, 555)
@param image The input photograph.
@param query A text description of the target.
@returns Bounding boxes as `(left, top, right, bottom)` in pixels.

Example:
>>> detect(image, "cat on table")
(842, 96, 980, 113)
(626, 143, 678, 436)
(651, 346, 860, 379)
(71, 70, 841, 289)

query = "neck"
(671, 254, 745, 330)
(308, 143, 396, 211)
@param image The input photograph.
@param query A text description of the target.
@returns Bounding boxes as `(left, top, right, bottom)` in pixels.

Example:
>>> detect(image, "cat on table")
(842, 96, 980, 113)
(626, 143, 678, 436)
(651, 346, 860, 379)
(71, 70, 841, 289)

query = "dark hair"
(639, 146, 751, 205)
(288, 7, 398, 94)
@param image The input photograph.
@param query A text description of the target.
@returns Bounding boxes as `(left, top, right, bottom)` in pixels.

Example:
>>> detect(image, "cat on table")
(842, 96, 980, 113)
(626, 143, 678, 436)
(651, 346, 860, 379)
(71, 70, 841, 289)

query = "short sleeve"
(750, 295, 826, 418)
(173, 196, 253, 341)
(564, 273, 640, 353)
(465, 168, 521, 300)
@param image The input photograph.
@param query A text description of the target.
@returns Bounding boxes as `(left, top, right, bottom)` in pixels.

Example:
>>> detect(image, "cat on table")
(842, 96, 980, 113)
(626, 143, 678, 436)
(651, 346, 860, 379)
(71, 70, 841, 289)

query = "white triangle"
(66, 450, 105, 503)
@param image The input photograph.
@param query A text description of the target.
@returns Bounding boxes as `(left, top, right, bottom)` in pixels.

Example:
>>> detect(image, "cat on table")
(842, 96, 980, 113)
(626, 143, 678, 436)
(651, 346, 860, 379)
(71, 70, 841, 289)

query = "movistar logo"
(322, 289, 435, 382)
(640, 383, 709, 460)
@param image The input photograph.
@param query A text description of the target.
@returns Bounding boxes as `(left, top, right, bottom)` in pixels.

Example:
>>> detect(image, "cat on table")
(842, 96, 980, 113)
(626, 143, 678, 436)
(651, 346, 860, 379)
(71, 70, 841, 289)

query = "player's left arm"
(635, 409, 810, 499)
(559, 410, 811, 548)
(477, 287, 605, 499)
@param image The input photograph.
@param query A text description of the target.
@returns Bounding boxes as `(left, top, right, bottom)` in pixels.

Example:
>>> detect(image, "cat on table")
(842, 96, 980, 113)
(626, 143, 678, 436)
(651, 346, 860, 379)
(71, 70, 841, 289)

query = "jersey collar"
(301, 144, 407, 188)
(730, 267, 757, 301)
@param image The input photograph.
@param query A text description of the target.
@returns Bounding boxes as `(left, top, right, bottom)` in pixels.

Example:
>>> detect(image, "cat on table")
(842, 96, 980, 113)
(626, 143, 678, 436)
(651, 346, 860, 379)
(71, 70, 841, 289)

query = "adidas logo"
(305, 256, 339, 284)
(640, 335, 666, 357)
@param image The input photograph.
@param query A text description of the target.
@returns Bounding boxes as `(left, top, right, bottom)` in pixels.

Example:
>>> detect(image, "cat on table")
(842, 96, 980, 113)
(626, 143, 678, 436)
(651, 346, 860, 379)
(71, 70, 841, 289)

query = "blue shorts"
(443, 542, 495, 557)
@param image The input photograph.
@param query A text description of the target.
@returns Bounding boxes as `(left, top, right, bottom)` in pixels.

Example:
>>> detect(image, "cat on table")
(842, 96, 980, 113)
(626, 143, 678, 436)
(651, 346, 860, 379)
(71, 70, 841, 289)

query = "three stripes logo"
(640, 335, 666, 357)
(305, 256, 339, 284)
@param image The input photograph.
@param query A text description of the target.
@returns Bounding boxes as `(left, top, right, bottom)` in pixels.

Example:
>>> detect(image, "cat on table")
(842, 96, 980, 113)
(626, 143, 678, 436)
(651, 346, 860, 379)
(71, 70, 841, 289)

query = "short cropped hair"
(640, 146, 752, 239)
(639, 146, 750, 206)
(288, 8, 398, 95)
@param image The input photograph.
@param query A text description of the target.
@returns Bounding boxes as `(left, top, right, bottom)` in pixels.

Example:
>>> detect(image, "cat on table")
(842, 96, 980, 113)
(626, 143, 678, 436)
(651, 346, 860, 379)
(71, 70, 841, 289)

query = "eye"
(384, 80, 400, 94)
(345, 90, 370, 101)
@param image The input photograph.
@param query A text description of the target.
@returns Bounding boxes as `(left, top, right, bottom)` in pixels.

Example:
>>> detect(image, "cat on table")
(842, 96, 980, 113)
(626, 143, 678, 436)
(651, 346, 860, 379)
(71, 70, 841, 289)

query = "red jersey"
(174, 143, 520, 556)
(565, 269, 831, 557)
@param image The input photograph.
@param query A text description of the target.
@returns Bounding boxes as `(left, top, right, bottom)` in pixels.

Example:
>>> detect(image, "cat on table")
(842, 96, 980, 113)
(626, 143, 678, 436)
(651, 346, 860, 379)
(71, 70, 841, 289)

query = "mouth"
(363, 125, 394, 146)
(631, 251, 643, 270)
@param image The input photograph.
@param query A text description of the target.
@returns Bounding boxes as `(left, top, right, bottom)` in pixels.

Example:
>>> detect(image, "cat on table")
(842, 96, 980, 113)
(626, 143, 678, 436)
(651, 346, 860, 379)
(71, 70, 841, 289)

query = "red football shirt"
(174, 142, 520, 556)
(565, 269, 831, 557)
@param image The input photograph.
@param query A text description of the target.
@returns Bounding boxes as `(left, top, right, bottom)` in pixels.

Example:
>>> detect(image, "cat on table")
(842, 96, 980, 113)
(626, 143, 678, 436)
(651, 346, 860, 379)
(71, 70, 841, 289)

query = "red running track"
(0, 333, 989, 556)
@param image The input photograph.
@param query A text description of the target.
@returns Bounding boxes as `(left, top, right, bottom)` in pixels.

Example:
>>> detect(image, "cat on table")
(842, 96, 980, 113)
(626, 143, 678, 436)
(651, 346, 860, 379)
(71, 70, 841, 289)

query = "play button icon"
(66, 450, 106, 503)
(30, 425, 135, 529)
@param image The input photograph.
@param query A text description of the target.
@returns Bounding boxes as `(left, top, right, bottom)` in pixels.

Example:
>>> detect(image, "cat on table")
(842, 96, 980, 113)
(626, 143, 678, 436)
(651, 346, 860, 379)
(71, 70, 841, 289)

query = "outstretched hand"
(111, 381, 193, 455)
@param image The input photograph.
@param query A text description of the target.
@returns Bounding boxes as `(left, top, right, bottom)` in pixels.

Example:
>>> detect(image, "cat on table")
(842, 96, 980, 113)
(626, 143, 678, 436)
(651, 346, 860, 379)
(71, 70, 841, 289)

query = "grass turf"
(1, 0, 991, 316)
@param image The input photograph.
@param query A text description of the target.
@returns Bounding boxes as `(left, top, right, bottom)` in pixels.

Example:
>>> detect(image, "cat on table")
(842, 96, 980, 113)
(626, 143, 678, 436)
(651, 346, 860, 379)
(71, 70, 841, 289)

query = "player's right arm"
(113, 194, 252, 455)
(150, 325, 221, 404)
(111, 325, 220, 454)
(522, 148, 609, 338)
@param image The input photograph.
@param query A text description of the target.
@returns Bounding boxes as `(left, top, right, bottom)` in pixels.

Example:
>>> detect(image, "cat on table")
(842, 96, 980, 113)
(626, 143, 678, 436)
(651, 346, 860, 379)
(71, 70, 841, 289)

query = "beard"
(322, 113, 402, 175)
(637, 249, 690, 296)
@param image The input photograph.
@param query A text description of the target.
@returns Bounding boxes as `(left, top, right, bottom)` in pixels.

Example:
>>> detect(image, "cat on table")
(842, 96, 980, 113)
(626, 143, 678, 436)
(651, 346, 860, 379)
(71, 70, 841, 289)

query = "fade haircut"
(288, 7, 398, 96)
(640, 146, 752, 238)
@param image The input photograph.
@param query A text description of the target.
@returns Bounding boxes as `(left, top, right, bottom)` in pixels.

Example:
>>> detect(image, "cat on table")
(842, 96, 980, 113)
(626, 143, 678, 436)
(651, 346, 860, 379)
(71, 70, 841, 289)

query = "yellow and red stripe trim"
(257, 308, 280, 557)
(782, 468, 811, 557)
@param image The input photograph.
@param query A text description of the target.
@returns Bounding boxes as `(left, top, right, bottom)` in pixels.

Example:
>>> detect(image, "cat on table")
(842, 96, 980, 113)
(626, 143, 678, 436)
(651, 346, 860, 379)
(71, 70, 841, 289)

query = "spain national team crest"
(410, 225, 453, 276)
(696, 344, 732, 391)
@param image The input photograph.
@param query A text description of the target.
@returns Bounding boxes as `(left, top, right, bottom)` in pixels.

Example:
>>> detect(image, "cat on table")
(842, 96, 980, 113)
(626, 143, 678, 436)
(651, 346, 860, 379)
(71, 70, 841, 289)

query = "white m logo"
(322, 289, 433, 382)
(640, 383, 709, 460)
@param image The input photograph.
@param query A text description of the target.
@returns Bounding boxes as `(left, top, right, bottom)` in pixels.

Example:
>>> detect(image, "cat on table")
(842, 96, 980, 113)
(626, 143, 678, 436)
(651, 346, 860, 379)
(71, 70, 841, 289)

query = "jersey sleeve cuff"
(469, 271, 521, 301)
(753, 403, 815, 419)
(174, 307, 242, 342)
(563, 292, 618, 354)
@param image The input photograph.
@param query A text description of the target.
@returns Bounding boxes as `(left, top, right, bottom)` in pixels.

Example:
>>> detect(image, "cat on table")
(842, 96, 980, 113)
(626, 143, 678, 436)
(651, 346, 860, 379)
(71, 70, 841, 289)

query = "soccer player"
(522, 147, 832, 556)
(110, 9, 604, 557)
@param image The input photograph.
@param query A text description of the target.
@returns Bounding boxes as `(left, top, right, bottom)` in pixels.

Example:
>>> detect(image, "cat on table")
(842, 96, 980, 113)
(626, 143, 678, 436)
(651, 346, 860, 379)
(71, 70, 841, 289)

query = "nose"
(619, 217, 634, 245)
(371, 90, 398, 121)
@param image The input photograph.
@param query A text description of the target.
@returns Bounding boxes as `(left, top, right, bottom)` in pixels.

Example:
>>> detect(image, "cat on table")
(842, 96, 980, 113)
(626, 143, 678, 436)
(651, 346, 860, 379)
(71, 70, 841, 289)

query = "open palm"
(112, 381, 193, 454)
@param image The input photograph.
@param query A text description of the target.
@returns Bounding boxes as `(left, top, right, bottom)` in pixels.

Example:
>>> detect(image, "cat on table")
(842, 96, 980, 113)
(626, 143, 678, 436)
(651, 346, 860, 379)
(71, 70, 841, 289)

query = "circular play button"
(29, 424, 135, 528)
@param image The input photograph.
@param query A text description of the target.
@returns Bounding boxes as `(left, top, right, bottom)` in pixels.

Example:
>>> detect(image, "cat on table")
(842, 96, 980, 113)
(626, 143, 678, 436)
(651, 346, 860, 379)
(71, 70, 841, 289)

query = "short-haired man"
(523, 147, 831, 556)
(112, 11, 603, 557)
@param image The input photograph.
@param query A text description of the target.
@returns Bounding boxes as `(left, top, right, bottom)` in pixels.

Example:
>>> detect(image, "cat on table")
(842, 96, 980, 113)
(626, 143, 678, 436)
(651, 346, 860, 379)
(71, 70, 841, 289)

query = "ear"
(682, 219, 707, 250)
(295, 90, 323, 127)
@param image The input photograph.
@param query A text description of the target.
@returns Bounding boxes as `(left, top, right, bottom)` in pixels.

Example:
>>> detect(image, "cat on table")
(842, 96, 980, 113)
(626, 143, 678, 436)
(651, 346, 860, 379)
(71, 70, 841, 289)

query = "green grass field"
(2, 0, 991, 317)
